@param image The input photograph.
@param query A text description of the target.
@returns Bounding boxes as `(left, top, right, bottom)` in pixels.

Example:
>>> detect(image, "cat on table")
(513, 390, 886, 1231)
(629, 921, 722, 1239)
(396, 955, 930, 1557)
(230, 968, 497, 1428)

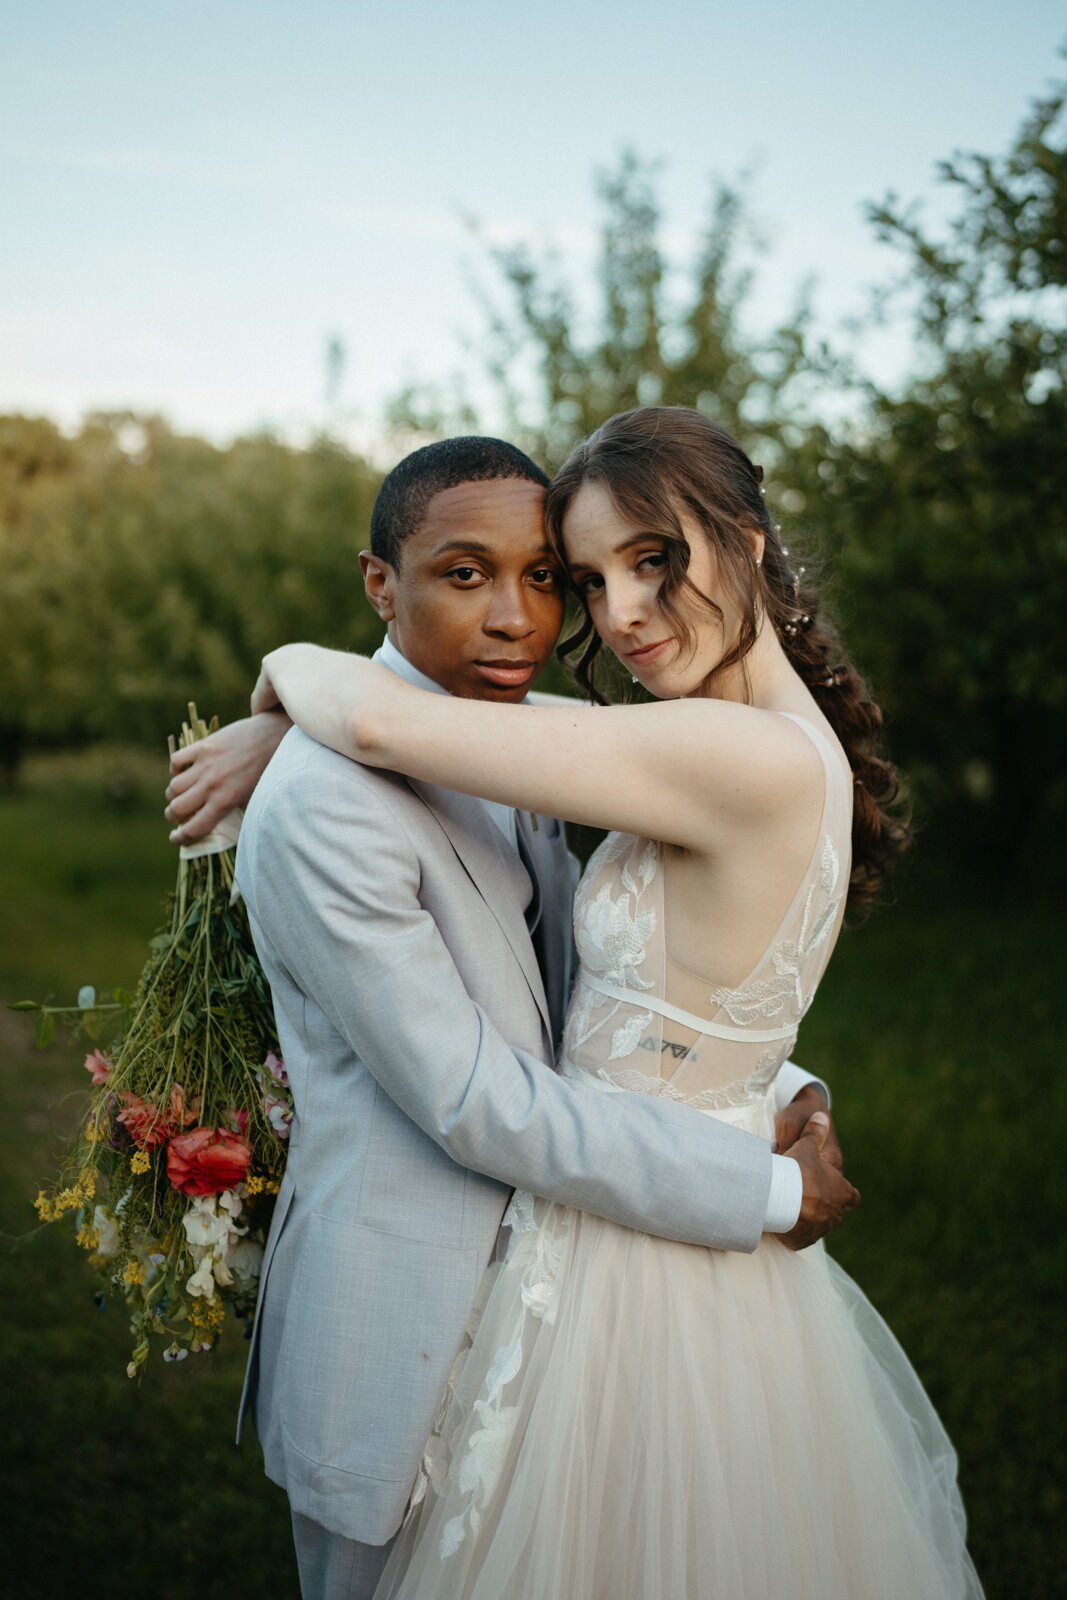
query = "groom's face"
(360, 478, 565, 701)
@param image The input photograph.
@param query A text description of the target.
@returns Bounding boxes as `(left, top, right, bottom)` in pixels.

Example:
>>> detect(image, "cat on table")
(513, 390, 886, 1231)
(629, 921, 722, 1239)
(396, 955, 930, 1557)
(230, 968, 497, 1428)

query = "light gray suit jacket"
(235, 727, 771, 1545)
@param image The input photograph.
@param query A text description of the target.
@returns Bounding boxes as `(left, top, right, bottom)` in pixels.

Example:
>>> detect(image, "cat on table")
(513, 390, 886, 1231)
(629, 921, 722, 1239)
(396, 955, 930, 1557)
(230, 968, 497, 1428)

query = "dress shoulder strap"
(778, 711, 843, 777)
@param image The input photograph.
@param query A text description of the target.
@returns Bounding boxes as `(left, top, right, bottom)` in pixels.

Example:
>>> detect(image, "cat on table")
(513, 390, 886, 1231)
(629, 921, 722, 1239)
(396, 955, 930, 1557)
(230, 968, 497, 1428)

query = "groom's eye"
(530, 567, 562, 589)
(447, 566, 483, 584)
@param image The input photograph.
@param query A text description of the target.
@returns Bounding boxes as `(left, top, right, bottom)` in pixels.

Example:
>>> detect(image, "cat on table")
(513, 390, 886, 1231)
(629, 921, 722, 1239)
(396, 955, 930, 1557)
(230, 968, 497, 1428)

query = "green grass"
(2, 751, 1062, 1598)
(1, 751, 297, 1600)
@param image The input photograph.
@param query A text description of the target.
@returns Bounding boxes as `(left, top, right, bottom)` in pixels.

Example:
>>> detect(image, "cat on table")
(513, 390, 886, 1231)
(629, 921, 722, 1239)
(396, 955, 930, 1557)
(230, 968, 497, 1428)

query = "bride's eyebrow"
(567, 533, 659, 572)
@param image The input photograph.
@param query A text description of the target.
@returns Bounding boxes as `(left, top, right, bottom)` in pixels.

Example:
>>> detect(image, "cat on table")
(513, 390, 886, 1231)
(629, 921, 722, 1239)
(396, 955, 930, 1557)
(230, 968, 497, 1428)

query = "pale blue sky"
(2, 1, 1062, 445)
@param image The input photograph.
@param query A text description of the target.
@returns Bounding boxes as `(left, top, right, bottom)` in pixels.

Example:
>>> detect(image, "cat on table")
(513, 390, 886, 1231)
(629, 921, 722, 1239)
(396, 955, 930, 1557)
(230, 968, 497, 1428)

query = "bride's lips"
(473, 659, 539, 688)
(628, 638, 673, 669)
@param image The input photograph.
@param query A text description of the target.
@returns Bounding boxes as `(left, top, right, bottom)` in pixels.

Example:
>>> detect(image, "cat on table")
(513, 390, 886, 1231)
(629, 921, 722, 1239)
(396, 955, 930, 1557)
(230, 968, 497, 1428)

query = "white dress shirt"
(375, 636, 826, 1234)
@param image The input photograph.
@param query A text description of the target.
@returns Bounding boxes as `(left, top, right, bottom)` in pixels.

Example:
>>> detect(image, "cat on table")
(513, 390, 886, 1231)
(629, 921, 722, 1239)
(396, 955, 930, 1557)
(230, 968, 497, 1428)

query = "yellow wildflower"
(34, 1191, 55, 1222)
(188, 1295, 226, 1334)
(122, 1260, 146, 1285)
(130, 1150, 151, 1175)
(76, 1223, 100, 1251)
(246, 1173, 281, 1196)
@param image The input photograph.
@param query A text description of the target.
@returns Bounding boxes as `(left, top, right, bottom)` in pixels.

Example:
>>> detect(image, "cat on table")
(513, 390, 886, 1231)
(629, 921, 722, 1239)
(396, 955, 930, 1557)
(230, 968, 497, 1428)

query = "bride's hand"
(165, 711, 290, 843)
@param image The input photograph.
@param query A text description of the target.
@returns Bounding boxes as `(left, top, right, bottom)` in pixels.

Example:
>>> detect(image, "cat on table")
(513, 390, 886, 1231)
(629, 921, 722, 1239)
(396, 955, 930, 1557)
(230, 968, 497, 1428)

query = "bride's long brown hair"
(545, 406, 910, 917)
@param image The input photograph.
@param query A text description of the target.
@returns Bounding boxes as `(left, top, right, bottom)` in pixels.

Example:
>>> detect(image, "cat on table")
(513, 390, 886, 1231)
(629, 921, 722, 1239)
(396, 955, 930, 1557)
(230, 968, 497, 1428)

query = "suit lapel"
(408, 779, 553, 1042)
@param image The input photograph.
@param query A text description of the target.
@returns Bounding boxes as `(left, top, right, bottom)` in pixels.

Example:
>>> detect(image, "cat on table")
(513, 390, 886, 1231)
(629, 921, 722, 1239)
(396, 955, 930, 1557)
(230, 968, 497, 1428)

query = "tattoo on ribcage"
(638, 1036, 697, 1062)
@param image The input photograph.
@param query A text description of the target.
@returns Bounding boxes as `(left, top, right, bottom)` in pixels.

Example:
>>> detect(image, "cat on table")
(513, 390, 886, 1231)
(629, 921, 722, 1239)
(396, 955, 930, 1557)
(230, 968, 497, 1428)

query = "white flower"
(182, 1190, 256, 1297)
(93, 1206, 120, 1257)
(227, 1237, 264, 1285)
(217, 1189, 245, 1223)
(265, 1097, 292, 1139)
(187, 1255, 217, 1298)
(182, 1198, 233, 1250)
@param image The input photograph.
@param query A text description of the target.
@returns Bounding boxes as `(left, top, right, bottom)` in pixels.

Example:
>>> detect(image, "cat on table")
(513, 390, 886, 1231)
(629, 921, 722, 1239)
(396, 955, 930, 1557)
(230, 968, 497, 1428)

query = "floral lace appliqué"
(707, 835, 842, 1027)
(574, 836, 657, 992)
(594, 1049, 781, 1113)
(430, 1193, 573, 1561)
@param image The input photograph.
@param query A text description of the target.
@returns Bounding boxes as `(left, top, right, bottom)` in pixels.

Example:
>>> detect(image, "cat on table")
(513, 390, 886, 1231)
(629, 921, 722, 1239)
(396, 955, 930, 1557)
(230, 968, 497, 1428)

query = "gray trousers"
(291, 1511, 397, 1600)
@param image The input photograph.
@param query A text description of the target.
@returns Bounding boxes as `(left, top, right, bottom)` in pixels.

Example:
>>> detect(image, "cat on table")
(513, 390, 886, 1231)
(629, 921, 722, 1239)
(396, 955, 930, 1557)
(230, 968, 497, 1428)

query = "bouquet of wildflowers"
(20, 707, 290, 1377)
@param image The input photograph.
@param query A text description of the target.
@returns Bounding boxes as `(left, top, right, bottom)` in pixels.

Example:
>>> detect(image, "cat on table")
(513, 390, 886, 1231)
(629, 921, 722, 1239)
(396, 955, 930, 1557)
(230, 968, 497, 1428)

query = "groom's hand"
(774, 1084, 843, 1170)
(778, 1112, 860, 1252)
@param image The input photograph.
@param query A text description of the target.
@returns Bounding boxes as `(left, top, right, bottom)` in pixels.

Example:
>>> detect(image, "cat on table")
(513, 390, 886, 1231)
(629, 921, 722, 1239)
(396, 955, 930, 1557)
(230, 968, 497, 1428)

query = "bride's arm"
(252, 645, 820, 851)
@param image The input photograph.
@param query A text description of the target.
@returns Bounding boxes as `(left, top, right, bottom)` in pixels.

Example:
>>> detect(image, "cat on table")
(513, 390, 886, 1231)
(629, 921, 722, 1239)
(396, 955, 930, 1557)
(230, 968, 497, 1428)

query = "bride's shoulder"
(662, 698, 826, 812)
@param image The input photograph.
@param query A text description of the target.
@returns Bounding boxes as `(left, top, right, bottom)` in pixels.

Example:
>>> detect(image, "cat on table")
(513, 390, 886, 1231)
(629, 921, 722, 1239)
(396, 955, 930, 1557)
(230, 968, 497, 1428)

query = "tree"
(389, 151, 828, 473)
(778, 71, 1067, 862)
(0, 414, 385, 783)
(393, 78, 1066, 863)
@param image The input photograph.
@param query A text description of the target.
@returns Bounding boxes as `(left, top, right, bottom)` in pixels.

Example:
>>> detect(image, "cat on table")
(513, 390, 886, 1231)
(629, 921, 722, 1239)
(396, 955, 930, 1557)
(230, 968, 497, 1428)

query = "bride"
(250, 407, 983, 1598)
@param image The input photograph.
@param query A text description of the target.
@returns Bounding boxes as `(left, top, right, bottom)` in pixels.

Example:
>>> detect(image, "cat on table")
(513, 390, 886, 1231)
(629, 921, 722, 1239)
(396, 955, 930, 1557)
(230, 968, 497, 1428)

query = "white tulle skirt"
(375, 1109, 983, 1599)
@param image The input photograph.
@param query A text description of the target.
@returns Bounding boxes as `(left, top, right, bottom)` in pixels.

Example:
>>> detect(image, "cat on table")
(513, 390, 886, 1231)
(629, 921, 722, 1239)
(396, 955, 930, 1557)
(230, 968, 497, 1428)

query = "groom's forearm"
(251, 761, 772, 1256)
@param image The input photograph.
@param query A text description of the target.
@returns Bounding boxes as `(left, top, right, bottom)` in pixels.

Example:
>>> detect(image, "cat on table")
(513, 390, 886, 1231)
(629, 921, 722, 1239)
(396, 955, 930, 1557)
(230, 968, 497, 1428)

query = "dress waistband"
(578, 974, 797, 1045)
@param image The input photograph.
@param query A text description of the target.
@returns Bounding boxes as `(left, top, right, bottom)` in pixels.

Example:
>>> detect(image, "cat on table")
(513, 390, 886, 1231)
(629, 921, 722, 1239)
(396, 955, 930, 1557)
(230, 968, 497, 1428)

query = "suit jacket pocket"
(278, 1213, 480, 1486)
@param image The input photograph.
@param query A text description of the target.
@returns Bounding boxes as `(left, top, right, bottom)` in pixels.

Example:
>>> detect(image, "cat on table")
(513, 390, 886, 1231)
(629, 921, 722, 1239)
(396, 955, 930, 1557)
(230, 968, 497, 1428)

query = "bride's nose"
(603, 574, 652, 635)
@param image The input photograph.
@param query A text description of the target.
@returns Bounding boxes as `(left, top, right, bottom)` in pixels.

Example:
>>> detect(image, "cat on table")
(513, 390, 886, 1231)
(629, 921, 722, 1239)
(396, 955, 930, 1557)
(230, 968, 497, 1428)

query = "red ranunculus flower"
(117, 1088, 191, 1150)
(166, 1126, 252, 1197)
(118, 1094, 179, 1145)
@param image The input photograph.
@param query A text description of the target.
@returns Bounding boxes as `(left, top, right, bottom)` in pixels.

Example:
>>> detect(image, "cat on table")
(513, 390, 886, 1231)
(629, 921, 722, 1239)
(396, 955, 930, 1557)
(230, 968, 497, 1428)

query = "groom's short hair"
(370, 437, 550, 569)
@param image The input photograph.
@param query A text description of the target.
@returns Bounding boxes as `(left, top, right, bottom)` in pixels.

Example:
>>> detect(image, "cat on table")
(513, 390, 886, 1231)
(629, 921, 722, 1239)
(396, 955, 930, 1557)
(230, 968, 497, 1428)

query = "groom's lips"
(473, 659, 539, 688)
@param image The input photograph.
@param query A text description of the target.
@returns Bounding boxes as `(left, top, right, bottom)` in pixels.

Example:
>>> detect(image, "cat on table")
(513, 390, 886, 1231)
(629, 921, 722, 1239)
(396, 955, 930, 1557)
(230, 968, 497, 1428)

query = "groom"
(167, 436, 854, 1600)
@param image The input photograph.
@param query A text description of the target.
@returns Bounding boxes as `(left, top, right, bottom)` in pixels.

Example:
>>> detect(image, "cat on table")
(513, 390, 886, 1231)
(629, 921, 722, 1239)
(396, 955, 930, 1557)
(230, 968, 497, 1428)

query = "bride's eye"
(577, 573, 605, 597)
(637, 552, 668, 575)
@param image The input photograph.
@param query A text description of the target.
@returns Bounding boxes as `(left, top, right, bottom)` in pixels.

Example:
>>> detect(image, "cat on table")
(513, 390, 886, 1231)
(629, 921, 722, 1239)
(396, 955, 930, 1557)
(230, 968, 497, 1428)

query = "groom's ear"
(359, 550, 397, 621)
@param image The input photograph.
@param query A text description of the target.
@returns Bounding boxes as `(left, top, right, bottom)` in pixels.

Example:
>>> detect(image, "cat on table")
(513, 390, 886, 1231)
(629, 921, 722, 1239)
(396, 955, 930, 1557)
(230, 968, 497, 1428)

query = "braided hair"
(545, 406, 910, 918)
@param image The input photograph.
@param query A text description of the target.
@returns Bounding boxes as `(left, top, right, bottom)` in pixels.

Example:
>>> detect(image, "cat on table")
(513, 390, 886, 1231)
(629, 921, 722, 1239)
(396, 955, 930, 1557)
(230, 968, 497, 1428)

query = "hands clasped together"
(774, 1085, 860, 1251)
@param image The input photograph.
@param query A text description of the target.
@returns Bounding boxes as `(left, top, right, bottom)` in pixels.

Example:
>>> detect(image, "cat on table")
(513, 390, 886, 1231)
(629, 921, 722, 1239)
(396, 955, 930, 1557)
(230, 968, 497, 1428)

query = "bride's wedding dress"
(375, 716, 983, 1598)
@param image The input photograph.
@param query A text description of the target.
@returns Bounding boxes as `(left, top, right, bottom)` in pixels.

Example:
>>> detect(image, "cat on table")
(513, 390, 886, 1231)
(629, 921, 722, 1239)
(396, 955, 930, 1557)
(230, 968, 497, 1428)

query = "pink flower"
(263, 1095, 293, 1140)
(263, 1051, 288, 1086)
(84, 1050, 112, 1085)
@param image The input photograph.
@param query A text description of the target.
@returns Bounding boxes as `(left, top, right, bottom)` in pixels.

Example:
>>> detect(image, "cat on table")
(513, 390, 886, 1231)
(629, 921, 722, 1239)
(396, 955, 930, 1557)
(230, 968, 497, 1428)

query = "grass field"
(2, 750, 1062, 1599)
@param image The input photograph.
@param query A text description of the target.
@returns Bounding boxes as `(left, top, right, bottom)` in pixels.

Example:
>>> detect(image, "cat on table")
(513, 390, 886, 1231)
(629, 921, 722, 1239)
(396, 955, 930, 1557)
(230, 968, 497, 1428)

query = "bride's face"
(562, 481, 745, 699)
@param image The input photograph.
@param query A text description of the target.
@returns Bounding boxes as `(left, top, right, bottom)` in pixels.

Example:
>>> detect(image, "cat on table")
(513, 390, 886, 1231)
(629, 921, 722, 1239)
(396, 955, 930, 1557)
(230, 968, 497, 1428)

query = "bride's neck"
(699, 616, 798, 710)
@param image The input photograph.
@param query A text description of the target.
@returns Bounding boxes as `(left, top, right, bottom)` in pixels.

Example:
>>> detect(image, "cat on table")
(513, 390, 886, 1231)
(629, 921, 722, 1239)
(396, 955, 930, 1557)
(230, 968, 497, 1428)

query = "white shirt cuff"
(764, 1154, 803, 1233)
(774, 1058, 831, 1112)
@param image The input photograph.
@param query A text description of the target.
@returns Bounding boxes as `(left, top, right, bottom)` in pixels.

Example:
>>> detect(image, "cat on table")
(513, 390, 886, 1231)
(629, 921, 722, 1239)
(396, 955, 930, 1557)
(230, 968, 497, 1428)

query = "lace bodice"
(560, 714, 852, 1114)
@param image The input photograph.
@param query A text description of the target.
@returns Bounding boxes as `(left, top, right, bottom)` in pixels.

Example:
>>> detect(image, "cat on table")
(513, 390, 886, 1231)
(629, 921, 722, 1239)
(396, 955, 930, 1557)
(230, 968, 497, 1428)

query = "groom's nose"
(483, 578, 536, 637)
